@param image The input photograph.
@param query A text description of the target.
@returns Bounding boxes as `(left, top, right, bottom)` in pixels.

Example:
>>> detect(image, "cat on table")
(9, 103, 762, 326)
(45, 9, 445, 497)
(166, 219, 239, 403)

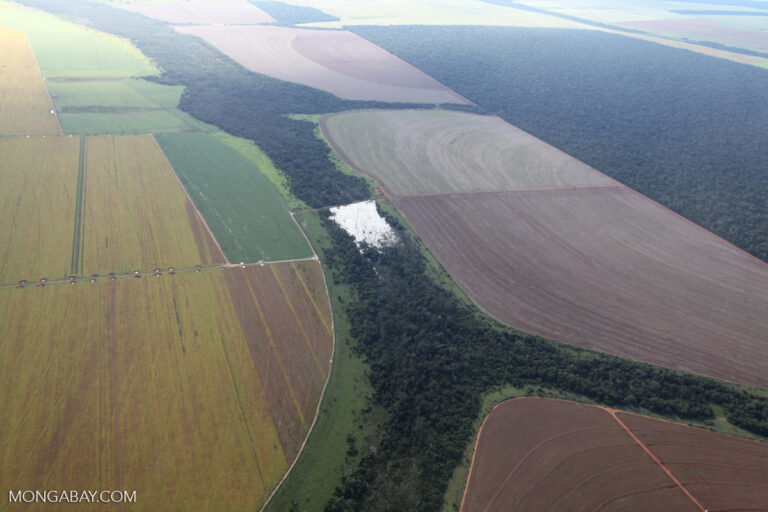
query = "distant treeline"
(248, 0, 340, 25)
(351, 25, 768, 262)
(671, 9, 768, 14)
(671, 0, 768, 9)
(21, 0, 422, 208)
(318, 207, 768, 511)
(479, 0, 648, 34)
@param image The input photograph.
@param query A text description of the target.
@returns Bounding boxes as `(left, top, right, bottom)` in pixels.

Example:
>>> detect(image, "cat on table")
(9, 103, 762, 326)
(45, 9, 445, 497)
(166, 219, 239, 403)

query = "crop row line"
(70, 136, 87, 275)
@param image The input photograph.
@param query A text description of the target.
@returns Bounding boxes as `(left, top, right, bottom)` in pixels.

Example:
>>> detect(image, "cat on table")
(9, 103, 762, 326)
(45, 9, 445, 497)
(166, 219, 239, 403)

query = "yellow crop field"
(0, 271, 290, 511)
(0, 26, 60, 135)
(0, 136, 79, 284)
(0, 134, 225, 284)
(81, 134, 225, 275)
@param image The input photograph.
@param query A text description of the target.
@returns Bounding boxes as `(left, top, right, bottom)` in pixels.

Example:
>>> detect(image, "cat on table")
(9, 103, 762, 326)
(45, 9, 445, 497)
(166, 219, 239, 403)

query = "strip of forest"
(21, 3, 768, 511)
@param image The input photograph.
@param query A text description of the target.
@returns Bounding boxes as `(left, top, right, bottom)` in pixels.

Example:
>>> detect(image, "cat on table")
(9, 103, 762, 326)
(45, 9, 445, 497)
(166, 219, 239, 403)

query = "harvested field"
(222, 261, 333, 460)
(174, 25, 470, 104)
(0, 263, 332, 511)
(323, 109, 768, 389)
(80, 134, 225, 275)
(321, 110, 615, 196)
(462, 398, 768, 512)
(124, 1, 276, 25)
(619, 412, 768, 511)
(0, 135, 224, 283)
(0, 136, 79, 284)
(395, 187, 768, 389)
(618, 17, 768, 53)
(462, 398, 699, 511)
(0, 26, 59, 135)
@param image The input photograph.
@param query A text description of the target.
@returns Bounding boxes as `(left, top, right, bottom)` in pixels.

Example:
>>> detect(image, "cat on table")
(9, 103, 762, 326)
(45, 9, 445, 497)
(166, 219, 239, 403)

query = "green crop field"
(0, 1, 156, 78)
(0, 1, 203, 134)
(47, 79, 203, 134)
(156, 133, 313, 263)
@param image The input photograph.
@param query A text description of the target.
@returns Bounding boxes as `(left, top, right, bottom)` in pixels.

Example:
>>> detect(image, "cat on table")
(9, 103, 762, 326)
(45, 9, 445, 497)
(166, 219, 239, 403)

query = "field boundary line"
(289, 211, 318, 260)
(324, 107, 768, 269)
(26, 30, 63, 136)
(150, 134, 230, 265)
(259, 221, 337, 512)
(459, 401, 498, 512)
(217, 319, 268, 490)
(485, 113, 768, 270)
(319, 113, 396, 202)
(397, 184, 624, 200)
(602, 406, 707, 512)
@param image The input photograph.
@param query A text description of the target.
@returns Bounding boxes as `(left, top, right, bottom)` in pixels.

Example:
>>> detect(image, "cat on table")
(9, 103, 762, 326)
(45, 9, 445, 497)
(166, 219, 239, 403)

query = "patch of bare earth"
(222, 262, 332, 460)
(323, 109, 768, 389)
(618, 412, 768, 510)
(395, 188, 768, 389)
(462, 398, 703, 512)
(174, 25, 470, 104)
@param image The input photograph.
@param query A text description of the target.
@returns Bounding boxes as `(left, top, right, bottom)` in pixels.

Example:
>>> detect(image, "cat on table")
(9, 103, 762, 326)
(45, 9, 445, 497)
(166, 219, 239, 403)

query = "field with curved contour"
(462, 398, 768, 512)
(174, 25, 471, 104)
(323, 109, 768, 389)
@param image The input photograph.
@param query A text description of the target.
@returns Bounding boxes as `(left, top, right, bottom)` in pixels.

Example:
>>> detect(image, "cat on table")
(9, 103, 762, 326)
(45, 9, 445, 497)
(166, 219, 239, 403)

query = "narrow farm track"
(601, 407, 707, 512)
(151, 134, 231, 265)
(1, 257, 318, 290)
(461, 398, 768, 511)
(70, 136, 86, 275)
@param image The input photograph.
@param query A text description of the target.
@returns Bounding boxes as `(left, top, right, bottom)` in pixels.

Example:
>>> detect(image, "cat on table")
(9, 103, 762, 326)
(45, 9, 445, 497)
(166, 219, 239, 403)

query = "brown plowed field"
(323, 109, 768, 389)
(222, 260, 333, 460)
(174, 25, 470, 104)
(321, 110, 614, 196)
(396, 188, 768, 388)
(462, 398, 768, 512)
(124, 1, 275, 25)
(0, 262, 332, 511)
(618, 412, 768, 511)
(618, 18, 768, 53)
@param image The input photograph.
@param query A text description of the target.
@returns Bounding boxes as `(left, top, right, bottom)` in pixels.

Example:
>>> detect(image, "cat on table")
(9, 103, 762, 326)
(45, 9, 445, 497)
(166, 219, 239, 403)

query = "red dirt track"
(462, 398, 768, 512)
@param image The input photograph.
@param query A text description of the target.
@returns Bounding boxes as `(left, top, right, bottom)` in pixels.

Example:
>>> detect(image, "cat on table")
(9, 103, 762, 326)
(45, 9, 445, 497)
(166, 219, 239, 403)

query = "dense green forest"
(352, 25, 768, 262)
(316, 206, 768, 511)
(23, 3, 768, 510)
(248, 0, 340, 25)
